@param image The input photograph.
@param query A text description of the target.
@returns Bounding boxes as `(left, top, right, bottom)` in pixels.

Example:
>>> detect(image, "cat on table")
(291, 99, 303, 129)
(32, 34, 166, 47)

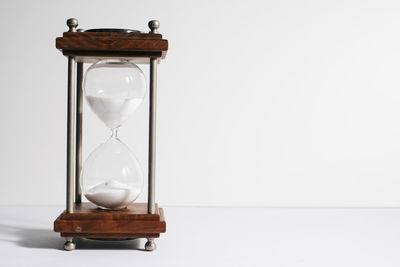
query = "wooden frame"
(53, 19, 168, 250)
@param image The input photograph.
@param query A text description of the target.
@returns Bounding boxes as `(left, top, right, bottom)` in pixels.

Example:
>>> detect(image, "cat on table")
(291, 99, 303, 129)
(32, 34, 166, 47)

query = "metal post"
(148, 57, 157, 214)
(66, 18, 78, 213)
(75, 62, 83, 204)
(66, 56, 76, 213)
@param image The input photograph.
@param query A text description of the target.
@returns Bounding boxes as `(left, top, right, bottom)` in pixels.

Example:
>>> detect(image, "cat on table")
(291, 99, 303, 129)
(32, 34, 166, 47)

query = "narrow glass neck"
(110, 128, 119, 138)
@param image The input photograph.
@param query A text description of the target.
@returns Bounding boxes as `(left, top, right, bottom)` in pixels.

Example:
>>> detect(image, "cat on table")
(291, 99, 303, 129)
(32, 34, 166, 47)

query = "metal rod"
(75, 62, 83, 204)
(66, 56, 76, 213)
(148, 58, 158, 214)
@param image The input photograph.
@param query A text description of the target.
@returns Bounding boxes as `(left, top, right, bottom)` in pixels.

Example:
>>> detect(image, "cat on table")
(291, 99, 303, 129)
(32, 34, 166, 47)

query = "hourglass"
(82, 59, 146, 210)
(54, 18, 168, 251)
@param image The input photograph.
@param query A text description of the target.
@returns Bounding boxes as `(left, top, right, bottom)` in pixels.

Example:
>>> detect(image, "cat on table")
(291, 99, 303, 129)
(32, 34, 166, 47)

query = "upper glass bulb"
(84, 59, 146, 129)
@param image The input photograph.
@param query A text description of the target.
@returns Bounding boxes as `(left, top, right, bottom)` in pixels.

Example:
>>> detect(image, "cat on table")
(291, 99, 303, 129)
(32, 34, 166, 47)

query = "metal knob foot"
(145, 238, 156, 251)
(64, 238, 76, 251)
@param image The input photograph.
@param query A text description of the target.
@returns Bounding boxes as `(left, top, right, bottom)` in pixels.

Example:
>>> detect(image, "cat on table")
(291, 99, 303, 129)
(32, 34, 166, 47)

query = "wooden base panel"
(60, 233, 160, 239)
(54, 203, 166, 240)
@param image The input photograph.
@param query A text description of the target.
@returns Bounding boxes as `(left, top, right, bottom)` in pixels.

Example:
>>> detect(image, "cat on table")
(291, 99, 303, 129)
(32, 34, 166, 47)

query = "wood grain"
(57, 37, 168, 51)
(54, 219, 165, 233)
(62, 50, 164, 59)
(63, 32, 163, 39)
(54, 203, 166, 239)
(60, 233, 160, 238)
(59, 203, 160, 220)
(56, 31, 168, 58)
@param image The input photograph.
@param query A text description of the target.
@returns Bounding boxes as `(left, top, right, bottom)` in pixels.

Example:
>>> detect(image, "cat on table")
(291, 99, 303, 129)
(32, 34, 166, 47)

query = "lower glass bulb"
(81, 135, 143, 209)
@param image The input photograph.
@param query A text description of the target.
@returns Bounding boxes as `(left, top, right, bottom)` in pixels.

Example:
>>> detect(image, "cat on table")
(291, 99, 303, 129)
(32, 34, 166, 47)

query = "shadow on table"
(0, 224, 145, 250)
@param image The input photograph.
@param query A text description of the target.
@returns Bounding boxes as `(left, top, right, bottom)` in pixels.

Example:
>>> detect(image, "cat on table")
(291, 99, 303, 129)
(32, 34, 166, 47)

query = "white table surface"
(1, 206, 400, 267)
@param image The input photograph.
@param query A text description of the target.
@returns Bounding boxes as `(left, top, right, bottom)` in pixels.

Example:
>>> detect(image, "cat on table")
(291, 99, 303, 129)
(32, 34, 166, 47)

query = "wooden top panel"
(56, 31, 168, 59)
(73, 56, 160, 64)
(62, 31, 163, 39)
(59, 202, 161, 221)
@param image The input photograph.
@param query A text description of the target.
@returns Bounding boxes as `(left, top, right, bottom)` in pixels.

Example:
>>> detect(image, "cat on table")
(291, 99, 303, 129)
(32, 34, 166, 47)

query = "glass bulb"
(81, 135, 143, 209)
(84, 59, 146, 129)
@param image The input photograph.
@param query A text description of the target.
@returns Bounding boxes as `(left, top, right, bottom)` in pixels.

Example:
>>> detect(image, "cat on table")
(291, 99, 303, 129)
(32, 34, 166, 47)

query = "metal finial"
(148, 20, 160, 34)
(67, 18, 78, 32)
(77, 28, 84, 32)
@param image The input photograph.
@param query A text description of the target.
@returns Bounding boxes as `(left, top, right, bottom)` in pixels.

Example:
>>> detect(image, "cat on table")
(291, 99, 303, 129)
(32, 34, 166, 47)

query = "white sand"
(85, 180, 141, 209)
(86, 96, 143, 129)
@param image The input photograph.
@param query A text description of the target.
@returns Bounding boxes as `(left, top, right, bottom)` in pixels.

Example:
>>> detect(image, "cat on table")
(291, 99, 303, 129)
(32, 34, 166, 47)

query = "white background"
(1, 0, 400, 207)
